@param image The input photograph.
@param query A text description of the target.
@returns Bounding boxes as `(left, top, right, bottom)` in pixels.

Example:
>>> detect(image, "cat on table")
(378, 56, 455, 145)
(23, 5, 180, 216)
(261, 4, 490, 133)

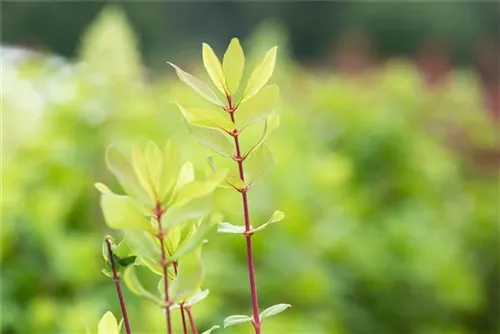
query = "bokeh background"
(2, 2, 499, 334)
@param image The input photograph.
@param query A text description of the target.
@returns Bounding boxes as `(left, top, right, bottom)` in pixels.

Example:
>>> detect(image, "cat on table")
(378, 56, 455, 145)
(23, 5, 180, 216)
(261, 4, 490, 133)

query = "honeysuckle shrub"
(2, 6, 498, 334)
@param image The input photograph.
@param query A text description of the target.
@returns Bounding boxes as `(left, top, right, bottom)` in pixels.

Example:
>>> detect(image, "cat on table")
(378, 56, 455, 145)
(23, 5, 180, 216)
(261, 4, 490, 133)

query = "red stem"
(185, 306, 198, 334)
(180, 304, 189, 334)
(229, 103, 262, 333)
(105, 238, 132, 334)
(156, 203, 173, 334)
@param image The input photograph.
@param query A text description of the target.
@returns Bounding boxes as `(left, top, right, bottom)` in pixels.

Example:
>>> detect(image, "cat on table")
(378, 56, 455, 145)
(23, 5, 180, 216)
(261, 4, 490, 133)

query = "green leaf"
(171, 217, 217, 260)
(217, 222, 246, 234)
(131, 144, 156, 203)
(201, 325, 220, 334)
(160, 140, 182, 202)
(260, 303, 291, 319)
(223, 315, 253, 328)
(185, 289, 210, 307)
(138, 256, 164, 276)
(202, 43, 227, 95)
(170, 169, 227, 209)
(241, 46, 278, 102)
(169, 249, 204, 303)
(244, 113, 280, 158)
(123, 230, 161, 261)
(98, 311, 120, 334)
(144, 141, 163, 195)
(250, 210, 285, 234)
(187, 125, 234, 157)
(124, 266, 164, 305)
(114, 238, 135, 259)
(225, 175, 247, 191)
(105, 146, 149, 203)
(223, 38, 245, 95)
(244, 144, 275, 186)
(95, 182, 113, 195)
(162, 196, 212, 230)
(175, 161, 195, 189)
(174, 103, 235, 134)
(100, 194, 152, 231)
(101, 268, 113, 278)
(168, 62, 223, 106)
(237, 85, 279, 130)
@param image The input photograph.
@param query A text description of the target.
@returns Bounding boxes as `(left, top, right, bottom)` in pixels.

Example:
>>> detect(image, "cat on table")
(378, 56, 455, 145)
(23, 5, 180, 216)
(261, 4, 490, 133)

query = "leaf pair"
(223, 304, 291, 328)
(218, 210, 285, 235)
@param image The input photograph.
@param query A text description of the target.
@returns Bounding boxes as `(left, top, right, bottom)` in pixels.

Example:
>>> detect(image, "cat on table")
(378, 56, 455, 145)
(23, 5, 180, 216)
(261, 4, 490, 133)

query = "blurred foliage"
(2, 7, 499, 334)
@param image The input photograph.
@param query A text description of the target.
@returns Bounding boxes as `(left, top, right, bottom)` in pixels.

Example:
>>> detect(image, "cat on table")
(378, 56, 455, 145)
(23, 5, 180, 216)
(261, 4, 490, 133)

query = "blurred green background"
(2, 2, 499, 334)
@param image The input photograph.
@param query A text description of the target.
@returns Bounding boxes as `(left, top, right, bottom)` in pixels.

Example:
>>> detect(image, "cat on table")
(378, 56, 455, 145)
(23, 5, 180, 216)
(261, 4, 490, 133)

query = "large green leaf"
(98, 312, 120, 334)
(241, 46, 278, 103)
(202, 43, 227, 95)
(105, 146, 149, 203)
(162, 196, 212, 230)
(244, 144, 275, 186)
(123, 230, 161, 261)
(171, 217, 218, 260)
(175, 161, 195, 190)
(187, 125, 234, 157)
(223, 38, 245, 95)
(100, 194, 152, 231)
(174, 103, 235, 134)
(170, 169, 227, 208)
(124, 266, 164, 305)
(169, 249, 204, 303)
(237, 85, 279, 130)
(144, 141, 163, 195)
(168, 62, 223, 106)
(160, 140, 182, 202)
(131, 144, 156, 203)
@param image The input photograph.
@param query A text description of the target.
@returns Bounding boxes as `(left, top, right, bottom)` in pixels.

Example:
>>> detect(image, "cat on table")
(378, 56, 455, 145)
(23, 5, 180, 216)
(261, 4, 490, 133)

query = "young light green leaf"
(168, 62, 223, 106)
(260, 303, 291, 319)
(237, 85, 279, 129)
(131, 144, 156, 203)
(241, 46, 278, 102)
(244, 113, 280, 158)
(171, 217, 217, 260)
(98, 311, 120, 334)
(223, 315, 253, 328)
(161, 139, 182, 202)
(171, 169, 227, 208)
(95, 182, 113, 195)
(244, 144, 275, 186)
(169, 249, 204, 303)
(162, 195, 212, 230)
(250, 210, 285, 234)
(101, 268, 113, 278)
(124, 266, 164, 306)
(100, 194, 152, 232)
(202, 43, 227, 95)
(217, 222, 246, 234)
(105, 146, 149, 203)
(176, 161, 195, 189)
(201, 325, 220, 334)
(144, 141, 163, 195)
(185, 289, 210, 307)
(187, 125, 234, 157)
(225, 175, 247, 191)
(123, 230, 161, 261)
(174, 103, 235, 134)
(223, 38, 245, 94)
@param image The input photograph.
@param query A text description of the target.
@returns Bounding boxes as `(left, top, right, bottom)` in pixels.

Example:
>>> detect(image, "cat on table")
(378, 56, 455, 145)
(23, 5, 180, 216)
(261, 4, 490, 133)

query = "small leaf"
(161, 140, 182, 201)
(132, 144, 156, 203)
(144, 141, 163, 196)
(100, 194, 152, 231)
(202, 43, 227, 95)
(223, 38, 245, 94)
(250, 210, 285, 234)
(124, 266, 164, 305)
(217, 222, 246, 234)
(174, 103, 235, 134)
(225, 175, 247, 191)
(244, 144, 275, 186)
(201, 325, 220, 334)
(169, 249, 204, 303)
(105, 146, 149, 203)
(244, 113, 280, 158)
(237, 85, 279, 130)
(241, 46, 278, 102)
(260, 303, 291, 319)
(185, 289, 210, 307)
(187, 125, 234, 158)
(171, 217, 217, 260)
(223, 315, 253, 328)
(95, 182, 113, 195)
(101, 268, 113, 278)
(168, 62, 223, 106)
(175, 161, 195, 189)
(114, 238, 135, 259)
(98, 311, 120, 334)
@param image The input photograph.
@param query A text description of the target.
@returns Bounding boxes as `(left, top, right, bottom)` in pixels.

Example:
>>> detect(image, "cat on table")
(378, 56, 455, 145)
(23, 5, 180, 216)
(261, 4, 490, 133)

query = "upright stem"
(228, 100, 262, 333)
(155, 203, 173, 334)
(105, 238, 132, 334)
(185, 306, 198, 334)
(174, 263, 189, 334)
